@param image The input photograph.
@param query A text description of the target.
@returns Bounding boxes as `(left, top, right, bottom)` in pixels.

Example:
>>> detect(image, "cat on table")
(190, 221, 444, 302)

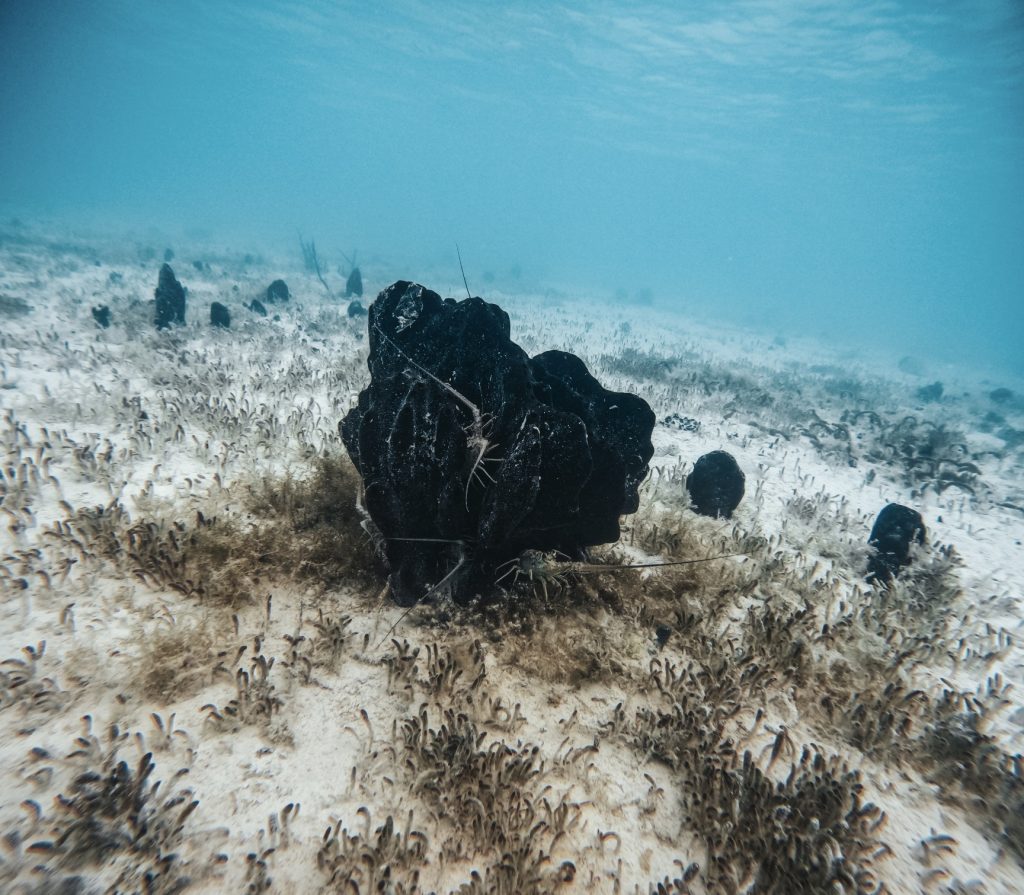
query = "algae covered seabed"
(1, 230, 1023, 894)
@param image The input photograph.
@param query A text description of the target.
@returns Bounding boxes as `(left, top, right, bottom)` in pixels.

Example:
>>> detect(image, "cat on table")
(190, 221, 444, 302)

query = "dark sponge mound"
(867, 503, 926, 585)
(210, 301, 231, 328)
(266, 279, 290, 303)
(686, 450, 745, 518)
(340, 281, 655, 607)
(346, 267, 363, 297)
(154, 263, 186, 329)
(92, 305, 111, 328)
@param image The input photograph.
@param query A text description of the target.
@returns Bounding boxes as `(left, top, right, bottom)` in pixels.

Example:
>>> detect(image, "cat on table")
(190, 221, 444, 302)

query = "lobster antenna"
(372, 320, 481, 421)
(456, 243, 471, 299)
(611, 551, 747, 569)
(376, 558, 467, 648)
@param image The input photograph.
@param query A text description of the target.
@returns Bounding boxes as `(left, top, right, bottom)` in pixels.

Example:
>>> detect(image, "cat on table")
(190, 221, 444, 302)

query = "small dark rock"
(154, 263, 186, 329)
(686, 450, 745, 518)
(346, 267, 363, 297)
(916, 381, 944, 403)
(210, 302, 231, 328)
(866, 503, 926, 585)
(990, 387, 1014, 405)
(655, 624, 672, 649)
(108, 272, 123, 284)
(248, 298, 268, 317)
(163, 248, 175, 262)
(192, 260, 205, 272)
(347, 299, 367, 318)
(91, 305, 111, 328)
(266, 279, 290, 303)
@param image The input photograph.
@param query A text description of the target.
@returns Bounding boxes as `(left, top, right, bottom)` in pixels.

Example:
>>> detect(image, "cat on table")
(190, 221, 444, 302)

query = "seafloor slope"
(1, 227, 1023, 894)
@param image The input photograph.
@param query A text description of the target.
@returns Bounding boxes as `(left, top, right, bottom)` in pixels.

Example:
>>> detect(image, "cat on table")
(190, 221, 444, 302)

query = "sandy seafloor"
(1, 226, 1022, 895)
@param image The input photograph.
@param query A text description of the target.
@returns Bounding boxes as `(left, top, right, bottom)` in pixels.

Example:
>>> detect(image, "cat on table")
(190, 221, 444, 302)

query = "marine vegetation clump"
(134, 620, 225, 704)
(202, 648, 285, 737)
(757, 528, 1024, 864)
(298, 232, 334, 298)
(241, 451, 383, 591)
(298, 233, 319, 272)
(921, 680, 1024, 863)
(39, 453, 380, 606)
(819, 372, 871, 402)
(316, 810, 430, 894)
(0, 641, 68, 716)
(797, 409, 856, 462)
(699, 752, 886, 894)
(598, 345, 677, 381)
(782, 491, 869, 568)
(314, 637, 584, 893)
(989, 386, 1016, 405)
(240, 806, 301, 894)
(309, 609, 355, 671)
(608, 660, 890, 894)
(686, 363, 780, 413)
(874, 542, 962, 623)
(397, 705, 582, 893)
(383, 638, 487, 703)
(463, 517, 751, 687)
(0, 717, 216, 894)
(844, 412, 982, 493)
(469, 544, 740, 687)
(801, 543, 969, 759)
(43, 500, 224, 600)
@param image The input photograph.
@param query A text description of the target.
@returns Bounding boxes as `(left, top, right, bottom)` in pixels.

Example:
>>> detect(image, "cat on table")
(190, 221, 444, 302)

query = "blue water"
(2, 1, 1021, 372)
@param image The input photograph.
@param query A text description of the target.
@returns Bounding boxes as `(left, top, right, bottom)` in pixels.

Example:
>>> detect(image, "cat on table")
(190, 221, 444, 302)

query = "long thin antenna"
(376, 558, 467, 648)
(372, 321, 481, 422)
(456, 243, 471, 299)
(603, 551, 747, 569)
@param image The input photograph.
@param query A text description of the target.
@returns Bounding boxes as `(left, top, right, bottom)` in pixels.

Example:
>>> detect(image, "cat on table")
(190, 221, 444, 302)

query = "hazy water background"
(2, 1, 1022, 374)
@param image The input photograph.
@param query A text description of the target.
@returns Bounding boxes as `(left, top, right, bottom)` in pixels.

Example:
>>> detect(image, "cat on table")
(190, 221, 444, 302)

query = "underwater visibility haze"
(6, 4, 1024, 893)
(1, 0, 1023, 367)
